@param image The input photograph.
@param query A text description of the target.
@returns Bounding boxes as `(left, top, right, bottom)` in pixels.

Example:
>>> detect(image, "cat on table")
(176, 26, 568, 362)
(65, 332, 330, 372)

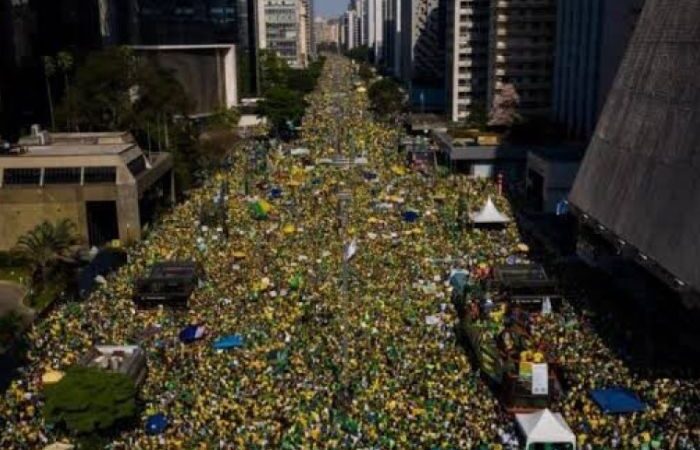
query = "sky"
(315, 0, 346, 17)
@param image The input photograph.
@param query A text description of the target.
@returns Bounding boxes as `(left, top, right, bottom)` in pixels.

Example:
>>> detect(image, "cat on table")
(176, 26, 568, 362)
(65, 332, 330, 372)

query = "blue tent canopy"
(590, 388, 646, 414)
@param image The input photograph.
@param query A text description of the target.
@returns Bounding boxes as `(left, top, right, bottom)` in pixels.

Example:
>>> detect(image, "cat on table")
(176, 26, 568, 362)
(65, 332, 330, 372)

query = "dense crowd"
(1, 56, 698, 449)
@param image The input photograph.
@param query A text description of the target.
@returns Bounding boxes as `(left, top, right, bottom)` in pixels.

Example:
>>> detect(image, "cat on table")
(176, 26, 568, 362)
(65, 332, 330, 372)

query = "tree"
(42, 56, 56, 130)
(56, 47, 191, 135)
(130, 63, 192, 151)
(488, 83, 521, 127)
(43, 366, 137, 435)
(345, 45, 370, 63)
(259, 50, 290, 93)
(197, 107, 242, 170)
(358, 62, 374, 83)
(56, 51, 74, 130)
(465, 102, 489, 130)
(367, 78, 404, 119)
(0, 311, 22, 347)
(13, 219, 80, 285)
(257, 86, 305, 137)
(57, 47, 135, 131)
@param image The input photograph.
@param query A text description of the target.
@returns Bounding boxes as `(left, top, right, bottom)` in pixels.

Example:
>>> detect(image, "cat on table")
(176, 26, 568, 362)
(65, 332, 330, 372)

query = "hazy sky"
(315, 0, 346, 17)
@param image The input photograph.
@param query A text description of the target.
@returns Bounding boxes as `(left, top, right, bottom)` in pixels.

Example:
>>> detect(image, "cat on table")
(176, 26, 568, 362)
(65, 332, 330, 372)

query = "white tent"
(470, 196, 511, 224)
(516, 409, 576, 450)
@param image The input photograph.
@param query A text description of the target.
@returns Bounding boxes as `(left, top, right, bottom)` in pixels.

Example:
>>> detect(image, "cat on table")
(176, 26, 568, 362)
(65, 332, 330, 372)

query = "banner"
(531, 363, 549, 395)
(344, 239, 358, 261)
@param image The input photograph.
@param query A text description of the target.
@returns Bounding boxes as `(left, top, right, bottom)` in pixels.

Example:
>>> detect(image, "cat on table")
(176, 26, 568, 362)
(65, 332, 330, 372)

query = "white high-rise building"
(343, 9, 359, 49)
(261, 0, 308, 68)
(367, 0, 384, 63)
(445, 0, 491, 121)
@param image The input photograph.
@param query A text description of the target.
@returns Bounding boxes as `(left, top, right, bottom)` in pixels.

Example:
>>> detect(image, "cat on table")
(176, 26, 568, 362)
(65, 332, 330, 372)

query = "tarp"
(269, 187, 283, 199)
(590, 388, 647, 414)
(516, 409, 576, 449)
(402, 210, 420, 223)
(469, 196, 510, 224)
(145, 413, 168, 435)
(179, 325, 206, 343)
(213, 335, 245, 350)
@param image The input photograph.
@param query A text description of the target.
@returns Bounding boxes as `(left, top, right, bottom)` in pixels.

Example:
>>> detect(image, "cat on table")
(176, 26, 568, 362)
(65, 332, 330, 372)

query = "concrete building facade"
(487, 0, 557, 118)
(315, 17, 340, 46)
(0, 131, 174, 250)
(263, 0, 302, 67)
(552, 0, 644, 140)
(446, 0, 491, 121)
(131, 45, 238, 116)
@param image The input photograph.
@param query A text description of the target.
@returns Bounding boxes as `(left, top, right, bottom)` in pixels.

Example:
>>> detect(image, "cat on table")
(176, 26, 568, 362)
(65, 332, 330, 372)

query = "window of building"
(127, 156, 147, 177)
(84, 167, 117, 184)
(3, 168, 41, 185)
(44, 167, 81, 185)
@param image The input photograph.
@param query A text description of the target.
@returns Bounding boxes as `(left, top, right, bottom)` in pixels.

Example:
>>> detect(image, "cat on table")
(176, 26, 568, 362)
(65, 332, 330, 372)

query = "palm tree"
(43, 56, 57, 130)
(13, 219, 80, 285)
(56, 51, 74, 130)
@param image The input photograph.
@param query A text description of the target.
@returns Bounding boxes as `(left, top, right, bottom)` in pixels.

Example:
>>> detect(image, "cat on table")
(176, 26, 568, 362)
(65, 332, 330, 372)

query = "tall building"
(381, 0, 402, 75)
(368, 0, 384, 63)
(129, 0, 260, 95)
(263, 0, 302, 67)
(0, 0, 124, 139)
(569, 0, 700, 305)
(552, 0, 644, 140)
(297, 0, 309, 64)
(445, 0, 491, 121)
(399, 0, 446, 110)
(300, 0, 315, 59)
(315, 17, 340, 46)
(352, 0, 368, 46)
(343, 9, 359, 49)
(487, 0, 557, 118)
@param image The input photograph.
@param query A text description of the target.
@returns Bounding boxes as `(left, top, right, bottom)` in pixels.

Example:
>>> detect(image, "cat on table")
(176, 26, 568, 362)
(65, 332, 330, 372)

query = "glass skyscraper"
(133, 0, 259, 94)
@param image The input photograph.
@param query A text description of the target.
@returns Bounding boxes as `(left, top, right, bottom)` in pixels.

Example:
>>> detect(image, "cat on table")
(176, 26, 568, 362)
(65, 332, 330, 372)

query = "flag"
(344, 238, 358, 261)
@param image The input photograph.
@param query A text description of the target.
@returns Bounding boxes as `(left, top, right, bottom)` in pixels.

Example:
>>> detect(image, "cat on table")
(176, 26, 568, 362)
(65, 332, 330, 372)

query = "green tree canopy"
(13, 219, 80, 284)
(358, 62, 374, 83)
(44, 366, 137, 435)
(345, 45, 371, 63)
(257, 86, 306, 136)
(367, 78, 404, 119)
(260, 50, 291, 93)
(56, 47, 191, 133)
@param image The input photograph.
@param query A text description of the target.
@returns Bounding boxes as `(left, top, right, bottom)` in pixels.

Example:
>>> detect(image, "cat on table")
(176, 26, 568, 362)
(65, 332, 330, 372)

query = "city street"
(1, 56, 698, 449)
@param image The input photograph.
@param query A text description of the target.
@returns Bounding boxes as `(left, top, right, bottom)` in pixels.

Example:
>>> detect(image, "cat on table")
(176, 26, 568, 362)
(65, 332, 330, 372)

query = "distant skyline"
(315, 0, 346, 17)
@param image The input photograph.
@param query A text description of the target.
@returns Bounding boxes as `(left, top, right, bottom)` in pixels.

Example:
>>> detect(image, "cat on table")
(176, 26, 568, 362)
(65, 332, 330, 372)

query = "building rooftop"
(14, 144, 134, 157)
(2, 129, 137, 159)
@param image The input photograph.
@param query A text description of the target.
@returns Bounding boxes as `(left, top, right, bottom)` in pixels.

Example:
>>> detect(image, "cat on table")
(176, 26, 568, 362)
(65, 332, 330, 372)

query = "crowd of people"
(0, 55, 698, 449)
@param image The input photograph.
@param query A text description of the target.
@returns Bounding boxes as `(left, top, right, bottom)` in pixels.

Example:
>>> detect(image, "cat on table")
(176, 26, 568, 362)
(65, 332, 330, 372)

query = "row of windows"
(1, 167, 117, 186)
